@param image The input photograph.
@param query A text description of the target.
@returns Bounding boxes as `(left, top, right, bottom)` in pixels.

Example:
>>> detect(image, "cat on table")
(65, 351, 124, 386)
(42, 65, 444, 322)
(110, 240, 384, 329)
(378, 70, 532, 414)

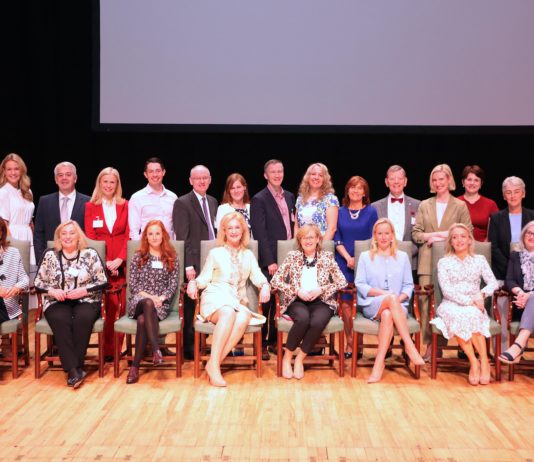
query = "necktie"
(391, 197, 403, 204)
(60, 197, 70, 223)
(202, 197, 215, 240)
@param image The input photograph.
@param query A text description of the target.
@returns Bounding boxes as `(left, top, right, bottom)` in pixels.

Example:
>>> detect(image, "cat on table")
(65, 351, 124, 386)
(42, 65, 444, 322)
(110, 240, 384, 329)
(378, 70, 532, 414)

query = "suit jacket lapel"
(440, 196, 457, 230)
(427, 197, 439, 231)
(264, 188, 287, 231)
(112, 202, 126, 235)
(190, 191, 207, 226)
(404, 197, 417, 239)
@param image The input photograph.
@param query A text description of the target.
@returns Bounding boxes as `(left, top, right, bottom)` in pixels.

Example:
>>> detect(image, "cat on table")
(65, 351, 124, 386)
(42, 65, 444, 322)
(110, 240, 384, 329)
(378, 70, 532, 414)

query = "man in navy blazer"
(250, 159, 295, 358)
(34, 161, 90, 262)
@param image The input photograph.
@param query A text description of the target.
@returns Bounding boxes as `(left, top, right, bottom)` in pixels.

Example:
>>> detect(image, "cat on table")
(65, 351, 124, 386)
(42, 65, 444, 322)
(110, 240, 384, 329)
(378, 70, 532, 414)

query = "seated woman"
(34, 220, 108, 389)
(271, 224, 347, 380)
(186, 212, 270, 387)
(126, 220, 180, 384)
(355, 218, 424, 383)
(430, 223, 498, 385)
(0, 218, 29, 326)
(499, 220, 534, 364)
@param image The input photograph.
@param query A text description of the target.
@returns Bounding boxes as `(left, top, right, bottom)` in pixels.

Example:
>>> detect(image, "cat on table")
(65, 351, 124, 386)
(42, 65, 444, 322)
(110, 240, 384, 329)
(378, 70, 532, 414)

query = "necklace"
(302, 251, 318, 268)
(348, 208, 361, 220)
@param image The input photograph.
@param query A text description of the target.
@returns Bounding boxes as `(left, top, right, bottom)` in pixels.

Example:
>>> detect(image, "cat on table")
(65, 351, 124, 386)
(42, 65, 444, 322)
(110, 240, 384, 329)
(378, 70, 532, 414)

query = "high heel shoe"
(367, 363, 385, 384)
(498, 342, 525, 364)
(126, 366, 139, 384)
(153, 349, 164, 366)
(468, 361, 480, 386)
(406, 347, 425, 366)
(205, 361, 227, 387)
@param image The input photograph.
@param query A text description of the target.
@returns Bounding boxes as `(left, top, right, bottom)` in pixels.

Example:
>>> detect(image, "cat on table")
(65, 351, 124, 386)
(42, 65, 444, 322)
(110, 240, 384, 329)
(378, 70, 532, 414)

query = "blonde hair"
(90, 167, 125, 205)
(53, 220, 88, 252)
(519, 220, 534, 251)
(429, 163, 456, 193)
(445, 223, 474, 256)
(369, 218, 398, 260)
(295, 224, 323, 252)
(216, 212, 250, 249)
(298, 163, 335, 202)
(0, 153, 33, 201)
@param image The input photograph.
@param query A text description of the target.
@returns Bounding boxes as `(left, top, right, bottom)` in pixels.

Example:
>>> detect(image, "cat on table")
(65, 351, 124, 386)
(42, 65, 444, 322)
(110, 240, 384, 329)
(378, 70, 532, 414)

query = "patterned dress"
(127, 253, 180, 320)
(430, 254, 498, 341)
(295, 193, 339, 235)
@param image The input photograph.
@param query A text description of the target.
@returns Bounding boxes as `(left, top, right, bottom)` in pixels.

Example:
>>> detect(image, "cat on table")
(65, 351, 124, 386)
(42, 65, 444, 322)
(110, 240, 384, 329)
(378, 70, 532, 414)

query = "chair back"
(431, 240, 492, 308)
(276, 239, 335, 265)
(46, 238, 106, 263)
(200, 240, 260, 313)
(354, 239, 413, 269)
(9, 238, 31, 318)
(126, 240, 184, 314)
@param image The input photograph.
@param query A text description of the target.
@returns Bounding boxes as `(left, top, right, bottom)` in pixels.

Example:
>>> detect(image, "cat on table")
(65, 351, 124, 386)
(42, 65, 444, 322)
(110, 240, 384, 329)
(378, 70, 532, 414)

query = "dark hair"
(461, 165, 485, 183)
(144, 157, 165, 171)
(0, 218, 8, 248)
(221, 173, 250, 205)
(263, 159, 283, 172)
(342, 176, 370, 207)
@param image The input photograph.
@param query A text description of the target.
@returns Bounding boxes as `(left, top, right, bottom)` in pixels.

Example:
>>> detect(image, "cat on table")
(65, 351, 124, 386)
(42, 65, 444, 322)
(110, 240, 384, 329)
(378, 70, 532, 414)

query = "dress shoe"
(104, 355, 114, 363)
(267, 344, 277, 355)
(67, 370, 87, 389)
(183, 350, 194, 361)
(159, 347, 175, 356)
(262, 346, 270, 361)
(126, 366, 139, 384)
(153, 349, 164, 366)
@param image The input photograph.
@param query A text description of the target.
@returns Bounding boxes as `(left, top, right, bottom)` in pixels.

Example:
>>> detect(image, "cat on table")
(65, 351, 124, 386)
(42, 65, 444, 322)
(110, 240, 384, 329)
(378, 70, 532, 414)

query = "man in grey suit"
(34, 161, 90, 262)
(371, 165, 420, 271)
(173, 165, 218, 359)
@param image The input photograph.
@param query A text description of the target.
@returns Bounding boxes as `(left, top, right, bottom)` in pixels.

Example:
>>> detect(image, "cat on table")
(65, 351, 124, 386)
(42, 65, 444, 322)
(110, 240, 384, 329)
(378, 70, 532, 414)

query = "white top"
(214, 203, 251, 230)
(299, 261, 319, 292)
(102, 200, 117, 233)
(128, 185, 177, 240)
(387, 194, 405, 241)
(0, 183, 36, 264)
(436, 201, 447, 227)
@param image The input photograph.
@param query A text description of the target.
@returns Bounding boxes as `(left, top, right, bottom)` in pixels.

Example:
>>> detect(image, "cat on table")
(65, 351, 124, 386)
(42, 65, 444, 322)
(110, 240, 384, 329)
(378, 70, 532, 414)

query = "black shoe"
(183, 350, 194, 361)
(67, 369, 87, 389)
(104, 355, 114, 363)
(160, 347, 175, 356)
(385, 349, 392, 359)
(262, 346, 270, 361)
(267, 344, 277, 355)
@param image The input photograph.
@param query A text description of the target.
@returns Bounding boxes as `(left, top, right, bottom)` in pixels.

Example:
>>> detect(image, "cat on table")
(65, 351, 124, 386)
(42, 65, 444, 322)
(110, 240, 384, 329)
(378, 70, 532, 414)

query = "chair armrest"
(274, 291, 281, 319)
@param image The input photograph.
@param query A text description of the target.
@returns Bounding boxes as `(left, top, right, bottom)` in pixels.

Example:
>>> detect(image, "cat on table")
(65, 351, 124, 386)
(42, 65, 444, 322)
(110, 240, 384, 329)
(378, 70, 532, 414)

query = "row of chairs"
(1, 238, 532, 381)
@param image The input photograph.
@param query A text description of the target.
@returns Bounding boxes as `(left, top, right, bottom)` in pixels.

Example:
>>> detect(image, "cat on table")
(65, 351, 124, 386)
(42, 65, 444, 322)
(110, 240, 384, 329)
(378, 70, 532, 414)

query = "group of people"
(1, 153, 533, 388)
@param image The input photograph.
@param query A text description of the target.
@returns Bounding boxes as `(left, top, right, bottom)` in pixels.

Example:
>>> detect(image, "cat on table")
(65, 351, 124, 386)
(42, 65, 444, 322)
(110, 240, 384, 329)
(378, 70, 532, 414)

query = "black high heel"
(498, 342, 525, 364)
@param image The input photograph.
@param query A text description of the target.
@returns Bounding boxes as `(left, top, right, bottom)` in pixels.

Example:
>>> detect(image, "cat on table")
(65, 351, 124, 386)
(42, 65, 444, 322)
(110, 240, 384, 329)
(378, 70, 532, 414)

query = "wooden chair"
(193, 240, 263, 378)
(35, 239, 108, 378)
(351, 240, 422, 379)
(274, 239, 346, 377)
(427, 241, 502, 381)
(0, 238, 31, 378)
(113, 240, 185, 378)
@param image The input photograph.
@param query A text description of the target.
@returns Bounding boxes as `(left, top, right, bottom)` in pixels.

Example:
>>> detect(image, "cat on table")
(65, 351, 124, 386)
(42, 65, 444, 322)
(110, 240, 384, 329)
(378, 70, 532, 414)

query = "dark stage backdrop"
(3, 3, 533, 209)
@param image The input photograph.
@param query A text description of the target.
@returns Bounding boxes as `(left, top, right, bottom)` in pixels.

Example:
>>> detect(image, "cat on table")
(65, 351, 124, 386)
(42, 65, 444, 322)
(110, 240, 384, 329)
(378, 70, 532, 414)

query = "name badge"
(151, 260, 163, 269)
(93, 219, 104, 228)
(411, 216, 416, 225)
(67, 267, 80, 277)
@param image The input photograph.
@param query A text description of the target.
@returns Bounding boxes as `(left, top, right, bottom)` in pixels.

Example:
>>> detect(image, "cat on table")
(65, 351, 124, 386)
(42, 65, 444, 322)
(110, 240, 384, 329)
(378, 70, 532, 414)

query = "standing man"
(129, 157, 177, 240)
(371, 165, 420, 271)
(250, 159, 295, 360)
(173, 165, 218, 359)
(34, 161, 90, 261)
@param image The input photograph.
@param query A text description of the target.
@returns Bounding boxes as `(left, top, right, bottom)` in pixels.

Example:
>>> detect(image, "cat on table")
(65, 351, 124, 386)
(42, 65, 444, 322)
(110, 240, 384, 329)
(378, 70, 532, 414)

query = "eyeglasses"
(191, 176, 210, 182)
(525, 231, 534, 238)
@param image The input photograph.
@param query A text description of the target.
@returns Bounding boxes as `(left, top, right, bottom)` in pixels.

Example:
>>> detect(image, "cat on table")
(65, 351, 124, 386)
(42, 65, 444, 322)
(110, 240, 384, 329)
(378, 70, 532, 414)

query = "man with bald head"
(173, 165, 218, 358)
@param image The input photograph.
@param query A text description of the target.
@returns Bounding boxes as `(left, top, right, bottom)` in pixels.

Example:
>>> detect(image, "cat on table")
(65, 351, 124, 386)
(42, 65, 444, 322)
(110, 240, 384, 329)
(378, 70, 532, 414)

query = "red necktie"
(391, 197, 403, 204)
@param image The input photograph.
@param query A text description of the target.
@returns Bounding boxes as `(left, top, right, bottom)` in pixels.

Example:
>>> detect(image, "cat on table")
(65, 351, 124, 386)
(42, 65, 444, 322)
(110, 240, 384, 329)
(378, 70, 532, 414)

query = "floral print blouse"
(295, 193, 339, 235)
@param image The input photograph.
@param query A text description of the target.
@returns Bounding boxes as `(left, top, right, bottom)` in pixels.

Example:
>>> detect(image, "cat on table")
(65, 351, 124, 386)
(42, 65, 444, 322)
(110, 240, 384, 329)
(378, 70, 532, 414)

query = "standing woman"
(295, 163, 339, 240)
(215, 173, 252, 237)
(334, 176, 378, 357)
(412, 164, 473, 360)
(85, 167, 129, 361)
(126, 220, 180, 384)
(0, 153, 35, 265)
(458, 165, 498, 242)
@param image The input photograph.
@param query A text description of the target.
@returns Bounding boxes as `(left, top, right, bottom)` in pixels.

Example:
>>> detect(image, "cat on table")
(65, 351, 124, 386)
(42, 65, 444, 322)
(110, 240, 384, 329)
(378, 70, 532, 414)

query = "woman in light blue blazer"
(355, 218, 424, 383)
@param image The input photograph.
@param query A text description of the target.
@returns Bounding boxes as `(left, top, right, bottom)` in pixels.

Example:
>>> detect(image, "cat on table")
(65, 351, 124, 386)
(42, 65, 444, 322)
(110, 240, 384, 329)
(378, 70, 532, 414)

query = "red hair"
(137, 220, 177, 271)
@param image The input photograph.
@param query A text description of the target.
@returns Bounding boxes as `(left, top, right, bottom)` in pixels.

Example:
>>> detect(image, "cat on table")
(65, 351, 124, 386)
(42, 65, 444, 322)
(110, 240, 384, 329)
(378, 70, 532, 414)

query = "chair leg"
(256, 332, 262, 378)
(277, 332, 283, 377)
(338, 331, 344, 377)
(35, 332, 41, 379)
(176, 332, 182, 378)
(431, 334, 438, 379)
(351, 331, 358, 377)
(114, 332, 120, 377)
(23, 321, 30, 366)
(508, 333, 515, 382)
(194, 331, 200, 378)
(11, 331, 18, 379)
(414, 333, 421, 379)
(494, 334, 501, 382)
(98, 332, 104, 378)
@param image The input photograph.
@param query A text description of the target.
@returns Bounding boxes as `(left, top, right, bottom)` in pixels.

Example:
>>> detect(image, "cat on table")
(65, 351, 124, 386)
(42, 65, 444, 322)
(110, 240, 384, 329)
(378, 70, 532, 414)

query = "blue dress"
(334, 205, 378, 283)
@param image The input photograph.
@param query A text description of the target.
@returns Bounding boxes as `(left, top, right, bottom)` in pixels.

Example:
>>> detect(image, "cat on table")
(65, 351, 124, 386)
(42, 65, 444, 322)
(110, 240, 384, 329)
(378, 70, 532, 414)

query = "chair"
(427, 241, 502, 381)
(113, 240, 184, 378)
(351, 240, 422, 379)
(34, 239, 108, 378)
(0, 238, 31, 378)
(193, 240, 263, 378)
(274, 239, 346, 377)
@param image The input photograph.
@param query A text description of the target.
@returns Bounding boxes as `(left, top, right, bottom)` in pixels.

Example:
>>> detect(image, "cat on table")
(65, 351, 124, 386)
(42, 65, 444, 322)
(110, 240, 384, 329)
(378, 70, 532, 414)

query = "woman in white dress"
(0, 153, 35, 265)
(214, 173, 252, 237)
(187, 212, 270, 387)
(430, 223, 498, 385)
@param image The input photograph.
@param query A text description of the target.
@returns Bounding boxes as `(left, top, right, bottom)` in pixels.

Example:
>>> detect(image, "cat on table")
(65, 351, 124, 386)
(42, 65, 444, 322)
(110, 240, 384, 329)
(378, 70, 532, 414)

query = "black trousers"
(0, 298, 10, 323)
(44, 301, 100, 371)
(285, 298, 333, 354)
(261, 271, 277, 347)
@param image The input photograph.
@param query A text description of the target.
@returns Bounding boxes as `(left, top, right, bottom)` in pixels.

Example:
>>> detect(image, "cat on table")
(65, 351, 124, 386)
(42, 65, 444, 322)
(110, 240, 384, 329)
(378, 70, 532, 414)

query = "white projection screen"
(97, 0, 534, 129)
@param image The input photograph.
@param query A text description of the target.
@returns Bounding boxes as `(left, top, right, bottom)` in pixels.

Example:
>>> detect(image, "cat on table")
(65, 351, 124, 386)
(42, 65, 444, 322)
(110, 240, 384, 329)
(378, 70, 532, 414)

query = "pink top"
(267, 184, 292, 239)
(458, 194, 499, 242)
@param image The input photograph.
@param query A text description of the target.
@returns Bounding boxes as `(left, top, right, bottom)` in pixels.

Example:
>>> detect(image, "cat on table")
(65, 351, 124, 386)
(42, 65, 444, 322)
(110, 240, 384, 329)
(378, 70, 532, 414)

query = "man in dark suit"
(173, 165, 218, 359)
(488, 176, 534, 351)
(250, 159, 295, 359)
(34, 161, 90, 261)
(371, 165, 420, 272)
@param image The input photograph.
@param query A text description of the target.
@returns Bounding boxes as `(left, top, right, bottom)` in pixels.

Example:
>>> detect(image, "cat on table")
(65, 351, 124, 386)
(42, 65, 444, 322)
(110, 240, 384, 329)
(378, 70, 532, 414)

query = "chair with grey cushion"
(274, 239, 346, 377)
(0, 238, 31, 378)
(114, 240, 184, 378)
(352, 240, 422, 379)
(194, 240, 263, 378)
(35, 239, 107, 378)
(427, 241, 502, 381)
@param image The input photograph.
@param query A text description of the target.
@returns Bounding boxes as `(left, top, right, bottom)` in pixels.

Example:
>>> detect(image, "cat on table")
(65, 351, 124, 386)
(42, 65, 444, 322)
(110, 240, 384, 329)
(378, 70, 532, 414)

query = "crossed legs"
(457, 333, 490, 385)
